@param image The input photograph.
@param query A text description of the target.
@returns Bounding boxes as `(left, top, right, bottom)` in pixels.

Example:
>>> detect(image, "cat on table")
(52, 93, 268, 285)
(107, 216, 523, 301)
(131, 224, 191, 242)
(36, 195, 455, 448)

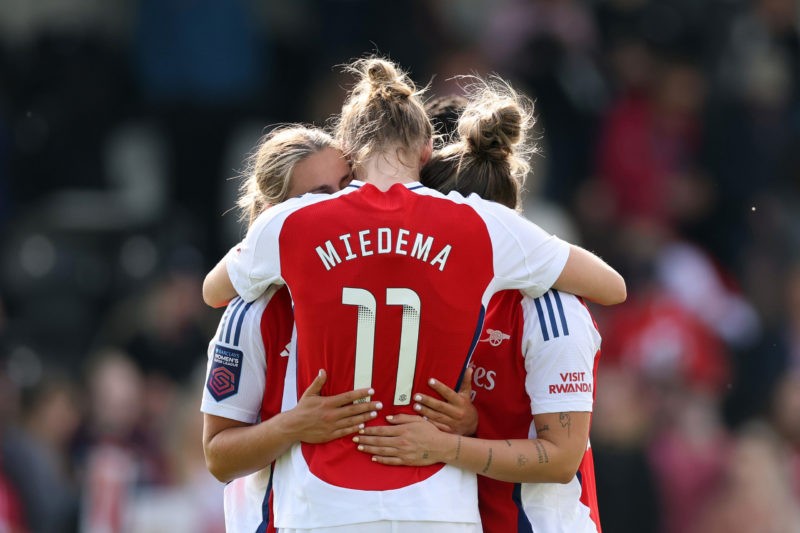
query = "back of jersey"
(279, 183, 494, 490)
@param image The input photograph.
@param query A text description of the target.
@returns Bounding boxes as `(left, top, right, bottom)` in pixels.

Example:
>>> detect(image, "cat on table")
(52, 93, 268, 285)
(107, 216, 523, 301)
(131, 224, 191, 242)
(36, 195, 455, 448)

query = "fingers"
(458, 368, 474, 395)
(354, 442, 398, 457)
(329, 387, 375, 407)
(358, 424, 403, 437)
(300, 369, 328, 398)
(385, 414, 424, 425)
(369, 456, 405, 466)
(413, 393, 455, 420)
(426, 377, 460, 403)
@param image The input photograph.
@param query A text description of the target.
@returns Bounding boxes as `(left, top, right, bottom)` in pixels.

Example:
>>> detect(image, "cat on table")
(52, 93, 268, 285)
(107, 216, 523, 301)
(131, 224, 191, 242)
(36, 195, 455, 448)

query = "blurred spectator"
(99, 255, 214, 384)
(648, 389, 730, 533)
(125, 370, 224, 533)
(591, 366, 661, 533)
(3, 373, 81, 532)
(133, 0, 269, 255)
(595, 52, 710, 230)
(600, 225, 731, 395)
(483, 0, 605, 204)
(691, 422, 800, 533)
(75, 349, 166, 533)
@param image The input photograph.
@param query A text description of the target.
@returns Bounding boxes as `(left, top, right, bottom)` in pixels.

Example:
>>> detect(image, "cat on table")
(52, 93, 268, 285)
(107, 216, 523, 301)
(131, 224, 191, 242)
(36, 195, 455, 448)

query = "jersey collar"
(347, 180, 424, 190)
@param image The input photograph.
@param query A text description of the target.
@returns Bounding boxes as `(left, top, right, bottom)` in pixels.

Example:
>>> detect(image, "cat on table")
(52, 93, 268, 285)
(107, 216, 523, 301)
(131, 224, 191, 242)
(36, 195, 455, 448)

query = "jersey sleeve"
(201, 295, 269, 423)
(520, 290, 601, 415)
(463, 195, 570, 299)
(226, 210, 284, 303)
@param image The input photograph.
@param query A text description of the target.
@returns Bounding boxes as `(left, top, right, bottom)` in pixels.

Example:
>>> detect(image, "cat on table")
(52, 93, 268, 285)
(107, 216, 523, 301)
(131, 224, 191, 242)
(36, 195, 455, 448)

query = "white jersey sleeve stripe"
(542, 292, 561, 338)
(217, 296, 242, 342)
(532, 297, 550, 341)
(552, 290, 570, 335)
(223, 297, 246, 343)
(232, 301, 255, 346)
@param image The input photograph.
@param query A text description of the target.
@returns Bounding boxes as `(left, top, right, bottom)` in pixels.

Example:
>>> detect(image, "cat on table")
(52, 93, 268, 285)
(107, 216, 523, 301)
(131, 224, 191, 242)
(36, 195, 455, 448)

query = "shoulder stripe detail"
(224, 298, 246, 344)
(552, 290, 570, 336)
(533, 297, 549, 341)
(408, 184, 424, 190)
(533, 290, 571, 342)
(233, 301, 255, 346)
(218, 297, 242, 342)
(542, 292, 560, 339)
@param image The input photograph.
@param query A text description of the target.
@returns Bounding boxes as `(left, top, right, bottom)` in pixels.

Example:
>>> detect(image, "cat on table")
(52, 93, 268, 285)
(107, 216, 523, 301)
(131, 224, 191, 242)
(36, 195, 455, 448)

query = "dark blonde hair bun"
(419, 76, 536, 211)
(458, 78, 532, 166)
(335, 56, 431, 169)
(365, 59, 413, 101)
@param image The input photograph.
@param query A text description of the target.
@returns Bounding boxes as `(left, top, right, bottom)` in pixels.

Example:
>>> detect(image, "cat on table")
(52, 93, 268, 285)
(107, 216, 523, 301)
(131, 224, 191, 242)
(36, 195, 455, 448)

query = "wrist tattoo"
(422, 451, 429, 459)
(559, 413, 572, 437)
(482, 448, 493, 473)
(455, 436, 462, 461)
(536, 424, 550, 434)
(534, 440, 549, 464)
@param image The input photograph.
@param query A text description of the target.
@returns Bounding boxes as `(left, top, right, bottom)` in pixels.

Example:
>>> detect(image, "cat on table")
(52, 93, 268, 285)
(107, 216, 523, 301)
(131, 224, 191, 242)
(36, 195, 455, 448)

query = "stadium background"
(0, 0, 798, 531)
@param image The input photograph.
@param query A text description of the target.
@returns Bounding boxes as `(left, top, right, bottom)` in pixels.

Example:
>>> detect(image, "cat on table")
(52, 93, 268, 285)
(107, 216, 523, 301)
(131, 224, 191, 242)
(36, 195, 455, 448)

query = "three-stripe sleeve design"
(532, 291, 570, 342)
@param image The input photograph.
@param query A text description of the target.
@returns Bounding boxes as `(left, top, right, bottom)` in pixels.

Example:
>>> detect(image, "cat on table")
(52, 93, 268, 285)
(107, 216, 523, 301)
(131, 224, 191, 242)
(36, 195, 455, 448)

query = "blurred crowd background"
(0, 0, 799, 531)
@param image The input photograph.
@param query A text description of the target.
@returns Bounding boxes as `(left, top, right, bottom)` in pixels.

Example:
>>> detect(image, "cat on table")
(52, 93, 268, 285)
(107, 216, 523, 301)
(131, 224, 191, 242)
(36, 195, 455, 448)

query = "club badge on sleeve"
(207, 344, 243, 401)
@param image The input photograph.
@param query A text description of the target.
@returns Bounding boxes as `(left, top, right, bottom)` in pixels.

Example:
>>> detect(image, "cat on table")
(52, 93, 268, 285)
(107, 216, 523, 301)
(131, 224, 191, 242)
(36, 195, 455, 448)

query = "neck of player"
(358, 151, 420, 191)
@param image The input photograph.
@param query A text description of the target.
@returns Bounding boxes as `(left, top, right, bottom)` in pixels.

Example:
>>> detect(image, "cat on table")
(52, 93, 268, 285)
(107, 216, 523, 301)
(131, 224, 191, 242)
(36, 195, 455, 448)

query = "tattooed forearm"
(536, 424, 550, 434)
(455, 436, 462, 461)
(517, 454, 529, 467)
(559, 413, 572, 437)
(534, 440, 549, 464)
(505, 439, 512, 447)
(482, 448, 493, 473)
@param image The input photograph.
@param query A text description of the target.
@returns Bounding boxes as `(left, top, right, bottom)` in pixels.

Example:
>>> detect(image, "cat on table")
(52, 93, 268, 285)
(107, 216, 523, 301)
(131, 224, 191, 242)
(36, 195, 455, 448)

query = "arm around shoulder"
(553, 245, 626, 305)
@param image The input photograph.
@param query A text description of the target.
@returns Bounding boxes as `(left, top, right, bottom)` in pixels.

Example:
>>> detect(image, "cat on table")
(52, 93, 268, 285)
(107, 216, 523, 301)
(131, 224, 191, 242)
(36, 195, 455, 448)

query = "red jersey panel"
(280, 184, 493, 490)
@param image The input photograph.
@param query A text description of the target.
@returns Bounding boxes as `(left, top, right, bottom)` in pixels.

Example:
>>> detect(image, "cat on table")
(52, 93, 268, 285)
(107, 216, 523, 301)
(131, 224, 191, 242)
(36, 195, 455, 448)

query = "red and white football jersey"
(471, 289, 602, 533)
(200, 286, 294, 533)
(226, 181, 570, 529)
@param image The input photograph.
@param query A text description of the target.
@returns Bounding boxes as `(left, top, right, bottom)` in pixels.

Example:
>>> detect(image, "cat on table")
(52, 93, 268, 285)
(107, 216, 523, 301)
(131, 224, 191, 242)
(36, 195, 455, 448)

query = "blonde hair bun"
(363, 58, 413, 99)
(457, 77, 533, 164)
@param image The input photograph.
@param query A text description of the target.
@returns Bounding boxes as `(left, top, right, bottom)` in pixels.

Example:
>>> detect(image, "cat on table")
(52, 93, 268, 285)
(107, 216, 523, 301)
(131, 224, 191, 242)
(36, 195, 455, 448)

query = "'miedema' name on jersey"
(315, 227, 453, 272)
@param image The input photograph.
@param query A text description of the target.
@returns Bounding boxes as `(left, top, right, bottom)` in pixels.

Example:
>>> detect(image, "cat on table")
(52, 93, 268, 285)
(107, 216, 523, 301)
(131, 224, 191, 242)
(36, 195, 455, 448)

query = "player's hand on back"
(354, 414, 449, 466)
(411, 367, 478, 435)
(285, 369, 382, 443)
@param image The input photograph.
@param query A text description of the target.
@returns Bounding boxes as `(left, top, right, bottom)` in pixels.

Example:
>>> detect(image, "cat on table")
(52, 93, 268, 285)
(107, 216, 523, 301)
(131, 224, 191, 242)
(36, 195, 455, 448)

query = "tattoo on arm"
(536, 424, 550, 434)
(517, 454, 528, 467)
(505, 440, 512, 447)
(534, 440, 549, 464)
(559, 413, 572, 438)
(482, 448, 493, 474)
(455, 436, 462, 461)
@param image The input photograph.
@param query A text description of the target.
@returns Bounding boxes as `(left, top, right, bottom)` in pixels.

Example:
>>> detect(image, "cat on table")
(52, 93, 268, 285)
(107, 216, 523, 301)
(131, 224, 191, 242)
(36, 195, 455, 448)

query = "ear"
(419, 138, 433, 167)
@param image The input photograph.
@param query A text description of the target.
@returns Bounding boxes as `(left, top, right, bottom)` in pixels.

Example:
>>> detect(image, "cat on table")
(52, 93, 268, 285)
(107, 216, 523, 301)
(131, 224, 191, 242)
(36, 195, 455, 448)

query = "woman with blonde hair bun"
(358, 77, 606, 533)
(204, 57, 624, 532)
(200, 124, 380, 533)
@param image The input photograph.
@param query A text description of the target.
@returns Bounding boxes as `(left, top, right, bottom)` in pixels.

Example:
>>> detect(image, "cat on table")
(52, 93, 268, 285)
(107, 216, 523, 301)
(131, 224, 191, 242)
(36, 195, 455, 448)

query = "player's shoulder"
(249, 185, 357, 232)
(217, 290, 276, 344)
(521, 289, 598, 343)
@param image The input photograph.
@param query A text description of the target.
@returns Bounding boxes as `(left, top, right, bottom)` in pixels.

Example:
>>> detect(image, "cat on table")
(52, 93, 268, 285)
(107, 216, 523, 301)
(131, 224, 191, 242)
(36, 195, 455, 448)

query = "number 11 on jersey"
(342, 287, 421, 405)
